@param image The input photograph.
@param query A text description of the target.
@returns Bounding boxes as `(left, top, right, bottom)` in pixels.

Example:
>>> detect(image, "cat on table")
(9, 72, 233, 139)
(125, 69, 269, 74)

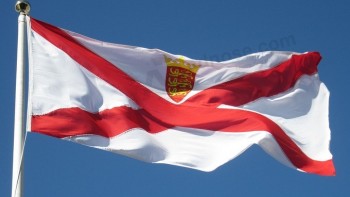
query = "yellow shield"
(164, 56, 200, 102)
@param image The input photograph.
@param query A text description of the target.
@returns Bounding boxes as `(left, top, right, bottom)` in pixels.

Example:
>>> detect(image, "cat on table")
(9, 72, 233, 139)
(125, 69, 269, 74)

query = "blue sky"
(1, 0, 349, 196)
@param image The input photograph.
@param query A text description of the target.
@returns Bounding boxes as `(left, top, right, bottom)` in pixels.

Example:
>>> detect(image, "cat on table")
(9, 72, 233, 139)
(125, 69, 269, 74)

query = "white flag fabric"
(27, 17, 335, 176)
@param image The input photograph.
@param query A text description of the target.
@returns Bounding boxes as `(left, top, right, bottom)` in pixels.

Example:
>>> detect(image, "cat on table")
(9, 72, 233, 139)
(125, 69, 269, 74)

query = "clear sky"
(1, 0, 349, 196)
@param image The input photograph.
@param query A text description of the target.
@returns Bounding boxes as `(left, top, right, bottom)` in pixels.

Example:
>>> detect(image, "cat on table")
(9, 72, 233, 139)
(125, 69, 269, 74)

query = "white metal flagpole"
(12, 1, 30, 197)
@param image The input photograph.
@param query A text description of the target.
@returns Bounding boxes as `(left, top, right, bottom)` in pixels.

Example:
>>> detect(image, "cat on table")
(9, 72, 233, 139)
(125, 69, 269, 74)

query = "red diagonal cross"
(30, 18, 334, 175)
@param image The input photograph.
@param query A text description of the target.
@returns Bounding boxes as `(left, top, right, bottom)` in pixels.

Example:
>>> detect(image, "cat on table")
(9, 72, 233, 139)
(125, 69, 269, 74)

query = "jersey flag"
(27, 17, 335, 176)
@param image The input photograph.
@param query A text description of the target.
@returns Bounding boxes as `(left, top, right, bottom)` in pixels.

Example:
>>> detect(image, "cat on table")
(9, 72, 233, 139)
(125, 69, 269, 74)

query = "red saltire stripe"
(31, 106, 170, 138)
(30, 18, 335, 175)
(185, 52, 320, 107)
(32, 106, 335, 176)
(30, 18, 321, 109)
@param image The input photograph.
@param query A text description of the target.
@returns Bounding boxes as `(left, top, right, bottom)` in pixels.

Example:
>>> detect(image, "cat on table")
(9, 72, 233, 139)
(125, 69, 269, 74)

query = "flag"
(27, 17, 335, 176)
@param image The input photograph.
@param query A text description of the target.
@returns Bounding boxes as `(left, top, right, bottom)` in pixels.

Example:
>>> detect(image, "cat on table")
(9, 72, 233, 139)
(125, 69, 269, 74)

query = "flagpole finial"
(15, 0, 31, 15)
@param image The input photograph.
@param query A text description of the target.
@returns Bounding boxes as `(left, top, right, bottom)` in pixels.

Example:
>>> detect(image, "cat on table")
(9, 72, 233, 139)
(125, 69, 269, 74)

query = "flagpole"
(12, 1, 30, 197)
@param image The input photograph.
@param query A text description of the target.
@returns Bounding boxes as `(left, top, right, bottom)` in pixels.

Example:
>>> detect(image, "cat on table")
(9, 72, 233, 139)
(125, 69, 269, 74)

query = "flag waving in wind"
(27, 17, 335, 176)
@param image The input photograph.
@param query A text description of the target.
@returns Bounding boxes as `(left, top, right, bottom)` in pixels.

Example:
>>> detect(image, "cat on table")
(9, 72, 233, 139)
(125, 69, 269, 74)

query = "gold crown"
(164, 55, 200, 73)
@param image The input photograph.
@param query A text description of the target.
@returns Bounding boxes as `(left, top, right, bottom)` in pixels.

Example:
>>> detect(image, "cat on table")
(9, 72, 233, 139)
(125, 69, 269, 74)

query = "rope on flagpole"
(12, 1, 30, 197)
(12, 133, 28, 197)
